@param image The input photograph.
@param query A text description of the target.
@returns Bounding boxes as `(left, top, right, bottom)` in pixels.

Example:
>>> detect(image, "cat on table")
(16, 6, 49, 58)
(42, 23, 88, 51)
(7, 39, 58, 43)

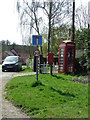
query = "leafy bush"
(74, 55, 87, 75)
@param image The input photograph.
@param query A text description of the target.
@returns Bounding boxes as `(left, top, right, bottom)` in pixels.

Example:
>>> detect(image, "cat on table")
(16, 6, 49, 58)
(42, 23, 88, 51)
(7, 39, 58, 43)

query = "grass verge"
(5, 74, 88, 118)
(20, 65, 33, 73)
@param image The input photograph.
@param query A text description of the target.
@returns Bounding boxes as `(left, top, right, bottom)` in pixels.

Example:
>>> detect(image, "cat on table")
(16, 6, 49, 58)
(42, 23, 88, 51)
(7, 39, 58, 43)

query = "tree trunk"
(48, 1, 52, 53)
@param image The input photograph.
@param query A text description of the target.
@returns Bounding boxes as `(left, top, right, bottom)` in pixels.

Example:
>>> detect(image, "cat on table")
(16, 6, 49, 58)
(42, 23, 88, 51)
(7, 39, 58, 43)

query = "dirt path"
(1, 72, 36, 119)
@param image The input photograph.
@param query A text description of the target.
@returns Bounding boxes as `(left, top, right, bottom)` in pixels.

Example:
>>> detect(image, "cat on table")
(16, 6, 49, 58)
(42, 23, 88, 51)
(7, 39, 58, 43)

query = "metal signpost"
(32, 35, 42, 81)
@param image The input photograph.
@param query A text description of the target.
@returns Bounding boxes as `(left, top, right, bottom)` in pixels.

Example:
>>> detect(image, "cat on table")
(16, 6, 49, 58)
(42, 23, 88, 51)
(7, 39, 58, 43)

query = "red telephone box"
(58, 40, 75, 73)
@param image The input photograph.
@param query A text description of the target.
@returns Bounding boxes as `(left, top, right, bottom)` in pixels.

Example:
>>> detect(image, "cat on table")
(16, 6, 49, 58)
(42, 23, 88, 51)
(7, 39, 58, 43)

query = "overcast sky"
(0, 0, 90, 45)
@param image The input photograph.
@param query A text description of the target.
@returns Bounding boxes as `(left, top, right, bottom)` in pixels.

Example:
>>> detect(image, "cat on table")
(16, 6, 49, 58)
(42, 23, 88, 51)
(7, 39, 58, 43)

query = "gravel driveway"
(0, 65, 35, 119)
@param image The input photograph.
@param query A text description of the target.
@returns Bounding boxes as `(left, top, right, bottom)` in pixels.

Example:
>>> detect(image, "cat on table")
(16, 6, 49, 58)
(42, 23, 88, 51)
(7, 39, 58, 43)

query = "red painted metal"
(58, 40, 75, 74)
(47, 52, 54, 65)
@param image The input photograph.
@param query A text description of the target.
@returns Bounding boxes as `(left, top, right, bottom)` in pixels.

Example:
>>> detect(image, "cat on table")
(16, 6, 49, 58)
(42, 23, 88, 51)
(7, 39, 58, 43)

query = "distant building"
(2, 45, 36, 64)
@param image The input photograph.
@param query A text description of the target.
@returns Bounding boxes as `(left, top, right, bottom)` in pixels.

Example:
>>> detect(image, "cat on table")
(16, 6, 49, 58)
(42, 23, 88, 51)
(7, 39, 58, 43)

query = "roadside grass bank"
(5, 74, 88, 118)
(20, 65, 33, 73)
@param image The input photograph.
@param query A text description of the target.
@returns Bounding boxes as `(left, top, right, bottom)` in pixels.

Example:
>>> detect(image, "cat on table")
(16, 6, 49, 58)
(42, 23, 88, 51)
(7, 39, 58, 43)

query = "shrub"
(74, 55, 87, 75)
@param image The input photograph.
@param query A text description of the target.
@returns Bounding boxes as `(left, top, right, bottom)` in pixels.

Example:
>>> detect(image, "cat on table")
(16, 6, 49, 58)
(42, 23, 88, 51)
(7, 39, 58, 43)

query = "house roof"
(5, 51, 14, 56)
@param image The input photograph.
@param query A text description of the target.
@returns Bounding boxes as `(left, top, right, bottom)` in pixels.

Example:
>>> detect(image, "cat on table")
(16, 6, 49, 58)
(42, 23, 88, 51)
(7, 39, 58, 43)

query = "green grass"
(20, 65, 33, 73)
(5, 74, 88, 118)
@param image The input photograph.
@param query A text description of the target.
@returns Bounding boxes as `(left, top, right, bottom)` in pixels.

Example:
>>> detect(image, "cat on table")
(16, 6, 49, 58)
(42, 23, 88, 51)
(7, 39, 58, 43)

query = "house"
(2, 44, 36, 64)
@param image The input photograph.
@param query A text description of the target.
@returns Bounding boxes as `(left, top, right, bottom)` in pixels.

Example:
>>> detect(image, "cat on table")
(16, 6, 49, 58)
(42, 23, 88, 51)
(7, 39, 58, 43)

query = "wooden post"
(72, 0, 75, 42)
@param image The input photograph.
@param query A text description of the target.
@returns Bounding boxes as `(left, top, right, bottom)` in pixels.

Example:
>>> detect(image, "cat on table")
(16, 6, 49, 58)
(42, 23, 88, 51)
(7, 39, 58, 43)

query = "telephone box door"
(67, 46, 75, 73)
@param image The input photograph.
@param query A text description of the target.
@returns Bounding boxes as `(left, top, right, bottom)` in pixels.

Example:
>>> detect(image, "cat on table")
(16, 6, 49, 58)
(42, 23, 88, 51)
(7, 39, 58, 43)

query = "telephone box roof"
(63, 40, 71, 43)
(60, 40, 75, 44)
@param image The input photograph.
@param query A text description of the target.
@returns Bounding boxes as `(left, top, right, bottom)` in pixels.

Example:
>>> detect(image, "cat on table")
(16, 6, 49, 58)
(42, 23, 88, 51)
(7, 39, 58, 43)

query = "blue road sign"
(32, 35, 42, 46)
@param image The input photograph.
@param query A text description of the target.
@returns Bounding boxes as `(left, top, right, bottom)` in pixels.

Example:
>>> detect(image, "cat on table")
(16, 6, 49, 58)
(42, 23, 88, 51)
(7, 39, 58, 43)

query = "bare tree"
(17, 0, 72, 52)
(76, 5, 88, 29)
(17, 0, 41, 43)
(36, 0, 72, 52)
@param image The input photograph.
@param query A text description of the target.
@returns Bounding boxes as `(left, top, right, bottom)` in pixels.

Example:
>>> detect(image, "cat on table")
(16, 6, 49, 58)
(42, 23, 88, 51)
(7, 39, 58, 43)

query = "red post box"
(58, 40, 75, 73)
(47, 52, 54, 64)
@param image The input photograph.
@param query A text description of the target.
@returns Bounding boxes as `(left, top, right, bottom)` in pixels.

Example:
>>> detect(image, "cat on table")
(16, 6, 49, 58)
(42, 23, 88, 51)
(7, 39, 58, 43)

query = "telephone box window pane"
(60, 58, 63, 60)
(60, 60, 63, 64)
(61, 52, 64, 55)
(61, 48, 64, 51)
(68, 48, 73, 64)
(60, 58, 64, 62)
(60, 64, 63, 67)
(60, 58, 63, 61)
(60, 66, 63, 71)
(60, 54, 64, 57)
(60, 49, 64, 56)
(60, 48, 64, 69)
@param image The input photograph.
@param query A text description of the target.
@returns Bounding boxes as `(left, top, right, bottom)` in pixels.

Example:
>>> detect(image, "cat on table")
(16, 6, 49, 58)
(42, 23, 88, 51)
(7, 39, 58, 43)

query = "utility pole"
(72, 0, 75, 42)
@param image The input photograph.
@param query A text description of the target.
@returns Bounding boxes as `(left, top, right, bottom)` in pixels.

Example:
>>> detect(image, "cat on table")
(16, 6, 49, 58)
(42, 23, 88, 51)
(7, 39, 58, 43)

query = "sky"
(0, 0, 22, 44)
(0, 0, 90, 45)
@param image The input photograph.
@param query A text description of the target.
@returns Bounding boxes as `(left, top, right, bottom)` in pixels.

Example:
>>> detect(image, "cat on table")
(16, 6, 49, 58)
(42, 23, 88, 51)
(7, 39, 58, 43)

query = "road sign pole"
(36, 45, 38, 81)
(36, 56, 38, 81)
(32, 35, 42, 81)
